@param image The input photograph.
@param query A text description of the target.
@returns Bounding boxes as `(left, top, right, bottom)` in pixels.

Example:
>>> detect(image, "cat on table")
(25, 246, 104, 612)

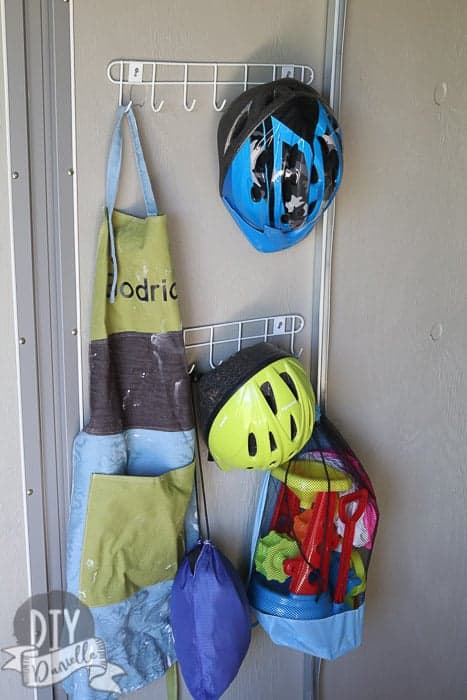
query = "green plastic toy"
(254, 531, 299, 583)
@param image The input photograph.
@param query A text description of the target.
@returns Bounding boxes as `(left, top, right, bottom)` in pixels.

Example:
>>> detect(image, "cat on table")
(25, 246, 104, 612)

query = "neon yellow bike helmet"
(197, 343, 315, 471)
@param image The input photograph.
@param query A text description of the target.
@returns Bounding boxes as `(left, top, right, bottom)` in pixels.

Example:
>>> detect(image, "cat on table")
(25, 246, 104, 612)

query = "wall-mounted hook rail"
(183, 314, 305, 370)
(107, 59, 314, 113)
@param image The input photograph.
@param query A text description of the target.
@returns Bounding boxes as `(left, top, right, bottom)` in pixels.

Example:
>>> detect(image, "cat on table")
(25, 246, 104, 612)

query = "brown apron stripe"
(86, 330, 194, 434)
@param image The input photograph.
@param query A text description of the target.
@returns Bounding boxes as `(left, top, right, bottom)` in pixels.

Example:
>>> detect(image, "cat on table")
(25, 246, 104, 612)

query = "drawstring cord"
(190, 369, 211, 542)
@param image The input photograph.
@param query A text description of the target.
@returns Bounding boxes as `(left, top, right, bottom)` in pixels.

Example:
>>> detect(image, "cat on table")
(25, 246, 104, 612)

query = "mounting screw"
(67, 168, 74, 176)
(430, 322, 443, 341)
(26, 488, 33, 496)
(71, 328, 78, 336)
(11, 171, 19, 179)
(434, 82, 448, 106)
(19, 337, 26, 345)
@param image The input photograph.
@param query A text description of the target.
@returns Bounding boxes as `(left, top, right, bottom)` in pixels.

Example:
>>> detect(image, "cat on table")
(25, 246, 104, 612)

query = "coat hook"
(290, 315, 305, 358)
(212, 64, 226, 112)
(150, 64, 165, 112)
(128, 85, 145, 108)
(208, 327, 223, 369)
(208, 343, 223, 369)
(183, 63, 196, 112)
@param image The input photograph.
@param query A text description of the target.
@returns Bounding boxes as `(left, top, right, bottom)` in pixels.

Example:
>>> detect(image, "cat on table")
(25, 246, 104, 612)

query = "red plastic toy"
(269, 483, 301, 534)
(333, 489, 368, 603)
(283, 491, 338, 595)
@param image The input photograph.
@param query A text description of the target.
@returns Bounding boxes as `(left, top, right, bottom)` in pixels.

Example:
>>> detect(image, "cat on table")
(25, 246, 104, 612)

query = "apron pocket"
(79, 461, 194, 607)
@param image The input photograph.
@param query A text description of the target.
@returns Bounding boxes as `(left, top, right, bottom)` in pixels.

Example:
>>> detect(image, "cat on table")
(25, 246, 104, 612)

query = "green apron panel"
(79, 462, 195, 608)
(91, 211, 181, 341)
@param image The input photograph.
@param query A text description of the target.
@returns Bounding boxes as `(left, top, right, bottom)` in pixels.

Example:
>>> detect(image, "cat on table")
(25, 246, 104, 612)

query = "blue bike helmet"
(218, 78, 343, 253)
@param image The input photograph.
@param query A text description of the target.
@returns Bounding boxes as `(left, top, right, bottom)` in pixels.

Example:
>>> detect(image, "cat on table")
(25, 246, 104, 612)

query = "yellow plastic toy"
(272, 459, 352, 508)
(344, 550, 367, 606)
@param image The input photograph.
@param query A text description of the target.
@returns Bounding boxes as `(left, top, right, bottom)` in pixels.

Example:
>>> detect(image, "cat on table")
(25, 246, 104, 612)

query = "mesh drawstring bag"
(248, 415, 379, 660)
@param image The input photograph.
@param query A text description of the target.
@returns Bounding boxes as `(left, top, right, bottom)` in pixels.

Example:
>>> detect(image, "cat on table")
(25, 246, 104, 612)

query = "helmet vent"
(280, 372, 298, 400)
(225, 104, 251, 152)
(327, 148, 340, 185)
(310, 165, 319, 184)
(318, 136, 330, 163)
(251, 184, 263, 202)
(269, 431, 277, 452)
(290, 415, 297, 441)
(260, 381, 277, 414)
(248, 432, 257, 456)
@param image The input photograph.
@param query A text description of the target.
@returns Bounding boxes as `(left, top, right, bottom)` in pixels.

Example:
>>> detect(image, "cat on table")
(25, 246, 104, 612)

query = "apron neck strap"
(105, 104, 158, 302)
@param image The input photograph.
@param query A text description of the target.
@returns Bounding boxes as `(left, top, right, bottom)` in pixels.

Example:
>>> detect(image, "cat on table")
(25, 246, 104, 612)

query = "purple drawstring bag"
(170, 539, 251, 700)
(170, 377, 252, 699)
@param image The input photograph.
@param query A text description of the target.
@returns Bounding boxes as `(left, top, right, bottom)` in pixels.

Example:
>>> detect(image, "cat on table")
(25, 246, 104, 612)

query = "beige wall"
(73, 1, 328, 698)
(0, 27, 34, 700)
(324, 1, 467, 698)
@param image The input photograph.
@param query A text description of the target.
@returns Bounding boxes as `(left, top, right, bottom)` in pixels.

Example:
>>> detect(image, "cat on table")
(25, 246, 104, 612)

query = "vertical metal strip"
(1, 0, 49, 605)
(304, 657, 322, 700)
(69, 0, 84, 430)
(36, 0, 79, 594)
(306, 2, 347, 699)
(2, 4, 78, 699)
(20, 0, 78, 605)
(311, 0, 347, 412)
(1, 2, 52, 699)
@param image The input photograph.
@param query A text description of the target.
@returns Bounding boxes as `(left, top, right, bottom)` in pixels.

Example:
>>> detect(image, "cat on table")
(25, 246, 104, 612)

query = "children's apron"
(64, 105, 196, 699)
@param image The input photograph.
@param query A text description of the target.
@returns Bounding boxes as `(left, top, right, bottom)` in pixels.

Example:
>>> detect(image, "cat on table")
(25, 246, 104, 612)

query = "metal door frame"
(1, 1, 78, 696)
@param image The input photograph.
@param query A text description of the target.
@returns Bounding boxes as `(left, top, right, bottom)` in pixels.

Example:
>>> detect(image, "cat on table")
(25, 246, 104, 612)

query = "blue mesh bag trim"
(254, 604, 365, 661)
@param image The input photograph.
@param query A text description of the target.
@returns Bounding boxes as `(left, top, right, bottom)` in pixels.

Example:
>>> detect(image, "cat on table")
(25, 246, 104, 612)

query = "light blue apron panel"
(62, 580, 176, 700)
(253, 603, 365, 661)
(125, 427, 195, 475)
(65, 428, 195, 697)
(67, 432, 127, 595)
(67, 428, 195, 594)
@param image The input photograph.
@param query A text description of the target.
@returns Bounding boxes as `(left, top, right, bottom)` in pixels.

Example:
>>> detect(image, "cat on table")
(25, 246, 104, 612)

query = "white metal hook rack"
(183, 314, 304, 370)
(107, 59, 314, 113)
